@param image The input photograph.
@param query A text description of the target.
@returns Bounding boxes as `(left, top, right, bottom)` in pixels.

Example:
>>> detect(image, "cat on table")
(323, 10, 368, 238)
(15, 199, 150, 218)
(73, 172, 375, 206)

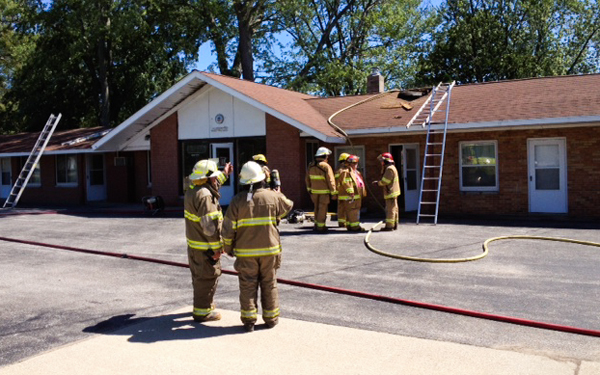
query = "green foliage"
(417, 0, 600, 85)
(1, 0, 205, 132)
(261, 0, 433, 96)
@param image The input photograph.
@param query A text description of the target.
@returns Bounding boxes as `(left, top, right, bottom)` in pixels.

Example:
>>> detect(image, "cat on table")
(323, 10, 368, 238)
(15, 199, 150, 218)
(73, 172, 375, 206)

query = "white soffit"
(93, 72, 208, 151)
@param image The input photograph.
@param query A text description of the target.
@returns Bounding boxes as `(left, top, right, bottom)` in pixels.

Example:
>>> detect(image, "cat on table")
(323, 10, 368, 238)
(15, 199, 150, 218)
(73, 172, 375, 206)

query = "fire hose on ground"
(1, 233, 599, 338)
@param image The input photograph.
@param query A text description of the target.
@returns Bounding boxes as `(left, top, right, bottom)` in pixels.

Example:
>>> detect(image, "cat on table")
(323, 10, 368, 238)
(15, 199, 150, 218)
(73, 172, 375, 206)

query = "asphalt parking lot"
(0, 206, 599, 372)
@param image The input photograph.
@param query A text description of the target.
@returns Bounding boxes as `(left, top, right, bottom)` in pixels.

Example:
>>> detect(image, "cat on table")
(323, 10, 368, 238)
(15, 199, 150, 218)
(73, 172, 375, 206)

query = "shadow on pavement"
(83, 312, 245, 343)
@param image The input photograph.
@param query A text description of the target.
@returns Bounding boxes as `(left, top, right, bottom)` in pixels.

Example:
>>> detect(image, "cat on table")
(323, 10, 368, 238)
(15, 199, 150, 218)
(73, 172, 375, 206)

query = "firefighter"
(335, 153, 351, 227)
(344, 154, 367, 232)
(252, 154, 271, 185)
(222, 161, 294, 332)
(184, 159, 233, 322)
(372, 152, 400, 231)
(305, 147, 337, 232)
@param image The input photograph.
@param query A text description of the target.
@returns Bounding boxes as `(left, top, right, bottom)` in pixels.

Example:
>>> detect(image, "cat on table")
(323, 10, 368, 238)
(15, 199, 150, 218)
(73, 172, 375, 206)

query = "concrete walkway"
(1, 308, 597, 375)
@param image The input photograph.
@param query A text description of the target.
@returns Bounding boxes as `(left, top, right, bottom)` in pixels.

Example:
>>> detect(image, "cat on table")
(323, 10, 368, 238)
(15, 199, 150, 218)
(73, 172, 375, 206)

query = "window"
(459, 141, 498, 191)
(147, 151, 152, 187)
(1, 158, 11, 185)
(305, 140, 319, 168)
(56, 154, 78, 186)
(19, 157, 41, 186)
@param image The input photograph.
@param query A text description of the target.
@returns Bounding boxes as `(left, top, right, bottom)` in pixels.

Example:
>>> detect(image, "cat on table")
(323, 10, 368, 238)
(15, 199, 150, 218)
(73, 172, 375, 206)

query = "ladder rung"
(423, 177, 440, 180)
(427, 142, 443, 145)
(420, 202, 436, 205)
(421, 189, 438, 192)
(419, 214, 436, 217)
(424, 165, 441, 168)
(425, 154, 441, 157)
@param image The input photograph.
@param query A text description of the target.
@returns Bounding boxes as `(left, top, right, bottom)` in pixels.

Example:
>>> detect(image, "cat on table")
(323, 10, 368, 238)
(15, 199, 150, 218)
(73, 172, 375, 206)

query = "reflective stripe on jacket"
(337, 168, 367, 200)
(184, 182, 225, 252)
(378, 164, 400, 199)
(305, 160, 337, 195)
(222, 188, 294, 258)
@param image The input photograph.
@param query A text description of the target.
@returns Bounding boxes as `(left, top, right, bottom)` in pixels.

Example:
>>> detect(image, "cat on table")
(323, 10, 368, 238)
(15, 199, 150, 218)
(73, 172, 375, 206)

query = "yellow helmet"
(189, 159, 220, 180)
(239, 161, 266, 185)
(252, 154, 268, 164)
(338, 152, 350, 162)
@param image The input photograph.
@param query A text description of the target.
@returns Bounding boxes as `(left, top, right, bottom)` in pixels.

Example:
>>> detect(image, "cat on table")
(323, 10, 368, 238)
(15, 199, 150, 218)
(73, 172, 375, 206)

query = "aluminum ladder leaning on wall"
(2, 113, 62, 209)
(407, 82, 455, 225)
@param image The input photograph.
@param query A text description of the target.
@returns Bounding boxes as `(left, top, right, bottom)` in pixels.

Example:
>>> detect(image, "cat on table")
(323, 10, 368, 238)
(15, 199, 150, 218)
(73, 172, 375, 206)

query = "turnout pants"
(337, 200, 349, 227)
(385, 198, 399, 229)
(346, 199, 362, 230)
(234, 254, 282, 325)
(310, 193, 330, 230)
(188, 248, 222, 318)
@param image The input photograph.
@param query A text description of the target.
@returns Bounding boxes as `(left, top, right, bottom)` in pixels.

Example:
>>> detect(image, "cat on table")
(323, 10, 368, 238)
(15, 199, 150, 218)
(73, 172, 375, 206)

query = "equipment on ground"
(287, 209, 306, 224)
(142, 196, 164, 215)
(3, 114, 62, 209)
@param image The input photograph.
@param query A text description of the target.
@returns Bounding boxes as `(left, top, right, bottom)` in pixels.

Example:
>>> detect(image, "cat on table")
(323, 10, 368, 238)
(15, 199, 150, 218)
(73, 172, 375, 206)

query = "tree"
(0, 0, 41, 133)
(417, 0, 600, 85)
(260, 0, 434, 96)
(1, 0, 205, 132)
(199, 0, 278, 81)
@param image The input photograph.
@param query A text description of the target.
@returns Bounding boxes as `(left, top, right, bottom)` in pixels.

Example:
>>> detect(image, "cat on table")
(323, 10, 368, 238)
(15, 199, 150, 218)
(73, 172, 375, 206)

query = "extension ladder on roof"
(410, 82, 455, 225)
(2, 114, 62, 209)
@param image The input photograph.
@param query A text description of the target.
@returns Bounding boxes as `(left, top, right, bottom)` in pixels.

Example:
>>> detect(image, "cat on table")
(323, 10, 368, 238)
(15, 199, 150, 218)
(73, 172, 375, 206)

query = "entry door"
(402, 144, 420, 211)
(211, 143, 234, 205)
(528, 138, 567, 213)
(1, 158, 12, 199)
(86, 154, 106, 201)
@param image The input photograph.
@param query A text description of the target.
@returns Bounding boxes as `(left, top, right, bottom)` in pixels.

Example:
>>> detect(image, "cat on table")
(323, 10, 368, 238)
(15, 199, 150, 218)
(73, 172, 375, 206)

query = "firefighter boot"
(193, 311, 222, 322)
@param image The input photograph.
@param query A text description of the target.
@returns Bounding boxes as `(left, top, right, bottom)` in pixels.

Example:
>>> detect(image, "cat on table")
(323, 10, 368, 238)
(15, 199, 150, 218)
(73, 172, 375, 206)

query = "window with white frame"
(334, 146, 366, 176)
(459, 141, 498, 191)
(147, 151, 152, 187)
(19, 157, 41, 186)
(56, 154, 78, 186)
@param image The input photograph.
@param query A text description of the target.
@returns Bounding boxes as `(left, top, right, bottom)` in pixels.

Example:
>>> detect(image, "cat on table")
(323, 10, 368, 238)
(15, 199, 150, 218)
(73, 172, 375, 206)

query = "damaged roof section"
(0, 127, 111, 156)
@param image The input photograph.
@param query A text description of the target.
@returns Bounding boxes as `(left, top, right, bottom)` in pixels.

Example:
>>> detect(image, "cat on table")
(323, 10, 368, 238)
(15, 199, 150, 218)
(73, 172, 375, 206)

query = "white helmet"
(315, 147, 332, 157)
(239, 161, 266, 185)
(189, 159, 220, 180)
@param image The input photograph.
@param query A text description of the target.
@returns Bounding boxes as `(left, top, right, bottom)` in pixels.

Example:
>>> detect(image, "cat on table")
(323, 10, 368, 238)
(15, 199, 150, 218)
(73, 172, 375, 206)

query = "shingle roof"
(309, 74, 600, 132)
(0, 127, 110, 155)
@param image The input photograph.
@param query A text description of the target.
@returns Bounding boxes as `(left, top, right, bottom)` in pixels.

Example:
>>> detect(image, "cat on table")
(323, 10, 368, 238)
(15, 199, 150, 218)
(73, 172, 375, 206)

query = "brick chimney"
(367, 68, 384, 94)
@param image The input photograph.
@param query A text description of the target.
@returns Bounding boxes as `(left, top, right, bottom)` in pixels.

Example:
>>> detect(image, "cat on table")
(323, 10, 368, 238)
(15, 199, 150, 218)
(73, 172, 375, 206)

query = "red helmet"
(378, 152, 394, 162)
(347, 155, 359, 163)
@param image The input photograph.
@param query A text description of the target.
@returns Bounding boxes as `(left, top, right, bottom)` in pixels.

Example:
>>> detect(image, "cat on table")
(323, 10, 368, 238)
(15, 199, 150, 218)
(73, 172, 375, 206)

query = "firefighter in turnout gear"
(373, 152, 400, 231)
(305, 147, 337, 232)
(184, 159, 233, 322)
(252, 154, 271, 185)
(335, 153, 351, 227)
(222, 161, 294, 332)
(343, 155, 367, 231)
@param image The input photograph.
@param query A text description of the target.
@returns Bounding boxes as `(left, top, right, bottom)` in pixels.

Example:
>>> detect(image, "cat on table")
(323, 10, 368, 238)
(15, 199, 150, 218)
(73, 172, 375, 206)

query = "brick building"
(1, 71, 599, 219)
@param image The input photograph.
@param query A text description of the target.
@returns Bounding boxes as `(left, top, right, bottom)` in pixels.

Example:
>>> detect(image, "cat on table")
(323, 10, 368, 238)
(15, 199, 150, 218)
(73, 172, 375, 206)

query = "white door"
(1, 158, 12, 199)
(211, 143, 234, 205)
(402, 144, 420, 211)
(528, 138, 567, 213)
(86, 154, 106, 201)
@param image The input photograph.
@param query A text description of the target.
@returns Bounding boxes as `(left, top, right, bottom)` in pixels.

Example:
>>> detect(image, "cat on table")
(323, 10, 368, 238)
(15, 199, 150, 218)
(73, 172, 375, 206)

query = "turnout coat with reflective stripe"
(305, 160, 337, 195)
(378, 164, 400, 199)
(337, 168, 367, 200)
(184, 183, 224, 252)
(222, 188, 294, 257)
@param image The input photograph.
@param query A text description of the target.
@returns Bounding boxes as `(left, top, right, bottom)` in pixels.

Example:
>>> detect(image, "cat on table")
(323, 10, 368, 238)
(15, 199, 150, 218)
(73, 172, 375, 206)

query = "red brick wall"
(16, 154, 85, 206)
(150, 113, 180, 206)
(266, 114, 306, 207)
(352, 126, 600, 218)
